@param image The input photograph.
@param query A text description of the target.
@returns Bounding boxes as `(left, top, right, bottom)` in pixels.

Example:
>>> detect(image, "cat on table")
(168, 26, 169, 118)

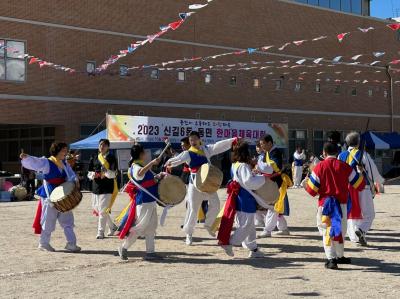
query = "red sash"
(32, 177, 66, 234)
(217, 181, 240, 245)
(118, 179, 157, 239)
(348, 185, 362, 220)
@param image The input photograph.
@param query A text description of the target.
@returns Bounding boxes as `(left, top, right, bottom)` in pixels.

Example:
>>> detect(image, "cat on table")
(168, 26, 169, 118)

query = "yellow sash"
(188, 146, 206, 156)
(322, 216, 333, 246)
(211, 201, 226, 233)
(98, 153, 118, 213)
(48, 156, 64, 169)
(264, 152, 293, 214)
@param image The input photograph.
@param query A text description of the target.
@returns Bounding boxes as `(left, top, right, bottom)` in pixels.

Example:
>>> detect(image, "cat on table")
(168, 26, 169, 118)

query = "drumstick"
(158, 139, 171, 160)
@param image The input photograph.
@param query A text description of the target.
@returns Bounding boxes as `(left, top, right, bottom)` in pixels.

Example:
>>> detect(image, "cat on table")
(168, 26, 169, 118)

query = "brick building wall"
(0, 0, 398, 171)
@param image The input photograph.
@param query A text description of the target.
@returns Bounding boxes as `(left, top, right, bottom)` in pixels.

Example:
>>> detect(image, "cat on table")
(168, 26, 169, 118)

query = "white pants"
(347, 188, 375, 242)
(255, 210, 266, 226)
(317, 204, 347, 260)
(230, 212, 257, 251)
(40, 198, 76, 245)
(122, 202, 158, 253)
(94, 194, 115, 234)
(293, 166, 303, 186)
(263, 210, 288, 233)
(183, 183, 220, 236)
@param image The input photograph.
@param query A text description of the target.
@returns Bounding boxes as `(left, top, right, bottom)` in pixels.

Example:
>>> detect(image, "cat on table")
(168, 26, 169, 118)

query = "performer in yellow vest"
(87, 139, 119, 239)
(257, 134, 292, 238)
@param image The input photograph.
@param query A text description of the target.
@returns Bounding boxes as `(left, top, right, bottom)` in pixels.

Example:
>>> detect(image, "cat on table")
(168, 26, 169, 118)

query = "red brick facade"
(0, 0, 398, 171)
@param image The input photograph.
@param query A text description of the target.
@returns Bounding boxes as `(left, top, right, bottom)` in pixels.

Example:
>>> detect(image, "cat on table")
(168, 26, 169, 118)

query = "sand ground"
(0, 186, 399, 299)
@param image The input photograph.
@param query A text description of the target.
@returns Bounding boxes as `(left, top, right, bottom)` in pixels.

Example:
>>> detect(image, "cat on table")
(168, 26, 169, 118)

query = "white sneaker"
(118, 246, 128, 261)
(221, 245, 234, 257)
(258, 231, 272, 238)
(96, 232, 105, 239)
(248, 249, 264, 258)
(274, 230, 290, 236)
(205, 226, 216, 237)
(185, 234, 193, 246)
(65, 242, 81, 253)
(38, 243, 55, 252)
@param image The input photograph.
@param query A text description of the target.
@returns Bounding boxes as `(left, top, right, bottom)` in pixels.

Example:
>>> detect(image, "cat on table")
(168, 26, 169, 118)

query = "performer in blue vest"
(20, 142, 81, 253)
(166, 131, 237, 246)
(292, 145, 306, 188)
(118, 144, 162, 261)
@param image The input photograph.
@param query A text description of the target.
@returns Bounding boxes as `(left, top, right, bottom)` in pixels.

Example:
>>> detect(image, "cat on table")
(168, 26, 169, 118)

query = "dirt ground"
(0, 186, 399, 299)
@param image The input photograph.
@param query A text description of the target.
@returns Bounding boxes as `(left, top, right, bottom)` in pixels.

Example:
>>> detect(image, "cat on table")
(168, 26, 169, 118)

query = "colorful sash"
(322, 196, 343, 246)
(217, 180, 240, 245)
(98, 153, 118, 213)
(264, 153, 292, 215)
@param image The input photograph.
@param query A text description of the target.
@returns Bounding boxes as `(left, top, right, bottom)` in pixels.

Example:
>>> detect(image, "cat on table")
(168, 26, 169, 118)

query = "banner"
(107, 115, 288, 148)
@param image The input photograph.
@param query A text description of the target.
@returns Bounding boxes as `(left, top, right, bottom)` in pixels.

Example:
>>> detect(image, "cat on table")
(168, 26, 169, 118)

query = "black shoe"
(355, 229, 368, 246)
(325, 259, 338, 270)
(336, 256, 352, 264)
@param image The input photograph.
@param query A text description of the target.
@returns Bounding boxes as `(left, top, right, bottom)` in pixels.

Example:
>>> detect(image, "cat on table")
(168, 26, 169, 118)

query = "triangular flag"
(387, 23, 400, 31)
(261, 45, 274, 51)
(358, 27, 374, 33)
(169, 20, 184, 30)
(370, 61, 380, 66)
(390, 59, 400, 65)
(293, 40, 307, 46)
(312, 36, 327, 41)
(332, 56, 342, 63)
(247, 48, 256, 54)
(296, 59, 306, 64)
(337, 32, 349, 42)
(189, 4, 208, 9)
(313, 58, 323, 64)
(373, 52, 385, 57)
(351, 54, 362, 60)
(278, 43, 291, 51)
(29, 57, 38, 64)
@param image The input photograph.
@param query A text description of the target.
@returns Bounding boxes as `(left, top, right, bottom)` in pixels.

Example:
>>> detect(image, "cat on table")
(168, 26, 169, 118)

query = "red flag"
(387, 23, 400, 31)
(390, 59, 400, 65)
(169, 20, 184, 30)
(39, 61, 46, 68)
(217, 181, 240, 245)
(29, 57, 38, 64)
(337, 32, 349, 42)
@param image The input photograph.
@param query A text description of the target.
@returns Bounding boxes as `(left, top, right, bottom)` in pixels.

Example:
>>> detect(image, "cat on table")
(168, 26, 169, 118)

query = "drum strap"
(128, 178, 172, 227)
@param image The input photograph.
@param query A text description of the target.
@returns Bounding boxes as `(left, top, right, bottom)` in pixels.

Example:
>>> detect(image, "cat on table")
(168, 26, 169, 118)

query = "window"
(139, 111, 145, 116)
(351, 87, 357, 96)
(315, 82, 321, 92)
(195, 112, 201, 119)
(313, 130, 325, 155)
(86, 61, 96, 75)
(341, 0, 351, 12)
(251, 115, 256, 121)
(229, 76, 237, 86)
(351, 0, 362, 14)
(177, 71, 185, 81)
(119, 65, 128, 77)
(253, 78, 260, 88)
(150, 69, 159, 80)
(0, 39, 26, 82)
(384, 90, 389, 98)
(319, 0, 330, 8)
(289, 129, 307, 155)
(368, 88, 373, 97)
(334, 85, 340, 94)
(295, 82, 301, 92)
(221, 113, 225, 120)
(275, 79, 283, 90)
(205, 73, 212, 84)
(0, 125, 55, 162)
